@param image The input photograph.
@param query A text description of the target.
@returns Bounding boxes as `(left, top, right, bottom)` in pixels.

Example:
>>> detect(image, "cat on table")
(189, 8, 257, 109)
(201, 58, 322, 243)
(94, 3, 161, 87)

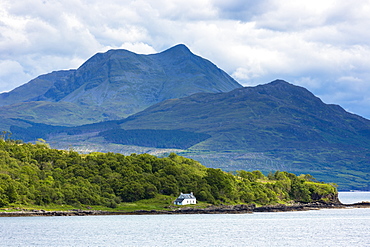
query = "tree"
(119, 181, 145, 202)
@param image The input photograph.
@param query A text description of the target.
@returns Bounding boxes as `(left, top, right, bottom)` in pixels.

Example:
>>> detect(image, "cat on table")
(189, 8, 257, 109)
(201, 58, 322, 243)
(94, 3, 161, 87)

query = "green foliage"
(0, 131, 12, 141)
(0, 140, 338, 208)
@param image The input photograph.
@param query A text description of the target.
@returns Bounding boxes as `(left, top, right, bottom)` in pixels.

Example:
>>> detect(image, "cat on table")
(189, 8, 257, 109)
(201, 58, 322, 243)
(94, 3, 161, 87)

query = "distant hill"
(0, 44, 241, 127)
(31, 80, 370, 190)
(117, 80, 370, 151)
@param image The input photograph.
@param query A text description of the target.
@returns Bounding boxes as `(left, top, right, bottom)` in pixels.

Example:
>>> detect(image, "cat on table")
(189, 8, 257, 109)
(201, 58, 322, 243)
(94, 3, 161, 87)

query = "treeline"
(0, 139, 337, 208)
(9, 119, 126, 142)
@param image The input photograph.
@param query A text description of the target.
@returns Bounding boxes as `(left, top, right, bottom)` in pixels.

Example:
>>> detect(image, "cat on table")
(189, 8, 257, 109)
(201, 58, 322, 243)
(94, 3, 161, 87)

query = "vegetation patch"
(0, 138, 337, 210)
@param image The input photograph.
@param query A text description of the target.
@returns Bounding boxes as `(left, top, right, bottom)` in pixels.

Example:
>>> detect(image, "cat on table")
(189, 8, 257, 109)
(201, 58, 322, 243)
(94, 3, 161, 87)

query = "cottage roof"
(176, 192, 196, 201)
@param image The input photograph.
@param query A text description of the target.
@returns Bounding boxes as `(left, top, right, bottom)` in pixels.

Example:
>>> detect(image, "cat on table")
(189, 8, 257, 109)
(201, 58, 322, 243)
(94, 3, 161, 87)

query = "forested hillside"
(0, 138, 337, 208)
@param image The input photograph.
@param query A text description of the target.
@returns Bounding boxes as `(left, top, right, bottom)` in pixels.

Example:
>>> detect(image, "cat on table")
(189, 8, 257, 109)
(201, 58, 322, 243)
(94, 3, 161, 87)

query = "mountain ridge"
(0, 44, 241, 126)
(118, 80, 370, 150)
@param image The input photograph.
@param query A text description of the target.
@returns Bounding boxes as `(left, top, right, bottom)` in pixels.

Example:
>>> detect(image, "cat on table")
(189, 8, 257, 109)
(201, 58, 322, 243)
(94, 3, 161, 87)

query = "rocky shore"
(1, 202, 369, 217)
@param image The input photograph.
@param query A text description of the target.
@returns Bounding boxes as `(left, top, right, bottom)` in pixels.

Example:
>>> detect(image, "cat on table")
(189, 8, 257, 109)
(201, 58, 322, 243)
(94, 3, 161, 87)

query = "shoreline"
(1, 202, 369, 217)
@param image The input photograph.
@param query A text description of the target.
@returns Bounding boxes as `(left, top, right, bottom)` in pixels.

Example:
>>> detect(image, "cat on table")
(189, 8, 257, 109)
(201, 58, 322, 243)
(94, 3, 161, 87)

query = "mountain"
(35, 80, 370, 190)
(2, 44, 370, 190)
(116, 80, 370, 151)
(0, 44, 241, 127)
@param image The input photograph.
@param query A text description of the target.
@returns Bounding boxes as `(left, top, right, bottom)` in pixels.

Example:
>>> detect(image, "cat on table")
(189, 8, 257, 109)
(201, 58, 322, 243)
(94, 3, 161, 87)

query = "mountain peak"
(158, 44, 193, 57)
(0, 44, 241, 125)
(166, 44, 191, 52)
(269, 79, 290, 86)
(260, 79, 295, 90)
(258, 79, 310, 94)
(254, 79, 322, 107)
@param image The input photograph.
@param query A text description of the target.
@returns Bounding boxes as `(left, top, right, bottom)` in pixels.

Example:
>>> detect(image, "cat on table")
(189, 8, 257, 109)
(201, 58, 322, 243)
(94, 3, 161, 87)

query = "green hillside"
(101, 80, 370, 190)
(7, 80, 370, 190)
(119, 80, 370, 151)
(0, 138, 337, 209)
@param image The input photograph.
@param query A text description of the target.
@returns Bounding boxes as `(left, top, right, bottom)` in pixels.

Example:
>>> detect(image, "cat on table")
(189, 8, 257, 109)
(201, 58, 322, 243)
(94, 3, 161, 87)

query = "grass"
(0, 195, 211, 213)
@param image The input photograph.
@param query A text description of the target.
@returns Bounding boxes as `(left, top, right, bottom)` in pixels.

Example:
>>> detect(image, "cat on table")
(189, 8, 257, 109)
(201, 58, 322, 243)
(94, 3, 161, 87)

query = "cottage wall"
(174, 192, 197, 205)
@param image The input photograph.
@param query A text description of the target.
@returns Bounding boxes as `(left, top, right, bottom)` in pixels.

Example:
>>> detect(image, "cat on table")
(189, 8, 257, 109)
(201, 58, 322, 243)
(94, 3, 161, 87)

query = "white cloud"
(293, 77, 322, 90)
(1, 0, 370, 118)
(255, 0, 336, 31)
(136, 0, 218, 21)
(0, 60, 30, 92)
(117, 42, 157, 54)
(337, 76, 363, 83)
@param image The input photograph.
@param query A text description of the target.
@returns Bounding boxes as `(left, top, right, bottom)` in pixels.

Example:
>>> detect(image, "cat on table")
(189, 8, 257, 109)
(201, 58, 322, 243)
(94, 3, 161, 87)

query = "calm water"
(338, 191, 370, 204)
(0, 192, 369, 247)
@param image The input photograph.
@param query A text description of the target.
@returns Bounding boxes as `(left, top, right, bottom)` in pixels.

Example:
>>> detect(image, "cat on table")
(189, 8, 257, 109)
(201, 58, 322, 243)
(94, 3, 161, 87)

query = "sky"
(1, 0, 370, 119)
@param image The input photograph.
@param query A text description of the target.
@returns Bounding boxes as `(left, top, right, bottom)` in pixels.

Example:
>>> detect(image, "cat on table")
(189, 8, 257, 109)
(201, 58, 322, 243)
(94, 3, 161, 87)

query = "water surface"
(338, 191, 370, 204)
(1, 208, 370, 246)
(1, 192, 369, 246)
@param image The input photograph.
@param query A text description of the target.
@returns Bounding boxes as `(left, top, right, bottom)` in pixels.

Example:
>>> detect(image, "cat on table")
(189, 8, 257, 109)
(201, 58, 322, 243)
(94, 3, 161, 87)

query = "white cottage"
(174, 192, 196, 205)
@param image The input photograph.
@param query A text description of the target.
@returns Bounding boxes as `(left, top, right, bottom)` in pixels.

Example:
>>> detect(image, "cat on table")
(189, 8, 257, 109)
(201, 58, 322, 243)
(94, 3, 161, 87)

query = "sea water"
(0, 192, 369, 247)
(338, 191, 370, 204)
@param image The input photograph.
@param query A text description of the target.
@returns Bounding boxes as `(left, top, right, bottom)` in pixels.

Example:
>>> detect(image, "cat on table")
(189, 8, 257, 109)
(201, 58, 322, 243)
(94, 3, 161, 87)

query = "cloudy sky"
(1, 0, 370, 118)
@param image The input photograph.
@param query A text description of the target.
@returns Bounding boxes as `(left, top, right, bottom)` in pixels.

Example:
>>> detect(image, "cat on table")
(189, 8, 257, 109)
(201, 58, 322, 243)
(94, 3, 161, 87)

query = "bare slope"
(0, 44, 241, 127)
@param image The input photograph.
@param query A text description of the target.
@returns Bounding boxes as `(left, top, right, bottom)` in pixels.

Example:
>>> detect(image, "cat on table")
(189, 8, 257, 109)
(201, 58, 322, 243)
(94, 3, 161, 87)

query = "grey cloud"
(212, 0, 272, 21)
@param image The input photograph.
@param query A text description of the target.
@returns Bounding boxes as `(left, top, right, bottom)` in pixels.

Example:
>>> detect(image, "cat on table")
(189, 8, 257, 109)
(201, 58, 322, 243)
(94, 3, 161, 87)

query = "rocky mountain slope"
(0, 44, 241, 127)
